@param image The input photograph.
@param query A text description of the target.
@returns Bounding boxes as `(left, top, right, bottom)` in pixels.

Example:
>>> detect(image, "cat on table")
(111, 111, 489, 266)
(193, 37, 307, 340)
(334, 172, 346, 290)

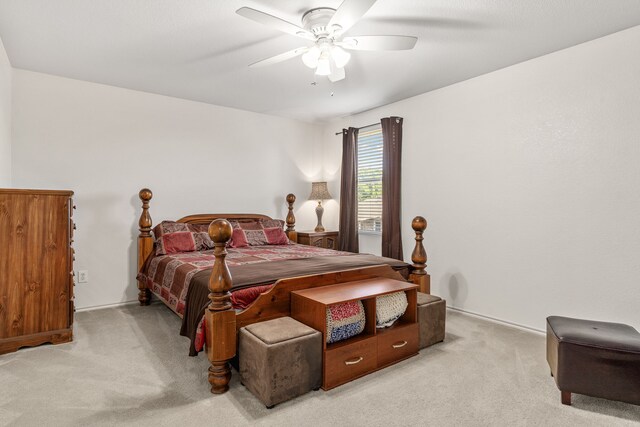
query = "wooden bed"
(136, 188, 430, 394)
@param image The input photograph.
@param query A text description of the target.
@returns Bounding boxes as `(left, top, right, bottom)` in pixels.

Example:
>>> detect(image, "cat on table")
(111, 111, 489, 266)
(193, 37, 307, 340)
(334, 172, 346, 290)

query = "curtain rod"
(334, 122, 379, 136)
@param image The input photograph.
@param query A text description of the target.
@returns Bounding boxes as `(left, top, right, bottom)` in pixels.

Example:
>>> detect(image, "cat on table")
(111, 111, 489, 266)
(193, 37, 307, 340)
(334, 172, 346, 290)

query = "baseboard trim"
(75, 300, 144, 312)
(446, 305, 545, 335)
(76, 299, 545, 334)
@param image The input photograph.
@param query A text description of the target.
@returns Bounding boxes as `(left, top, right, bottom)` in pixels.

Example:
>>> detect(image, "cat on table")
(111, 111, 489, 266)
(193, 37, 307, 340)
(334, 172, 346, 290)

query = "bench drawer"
(377, 323, 419, 367)
(324, 336, 377, 389)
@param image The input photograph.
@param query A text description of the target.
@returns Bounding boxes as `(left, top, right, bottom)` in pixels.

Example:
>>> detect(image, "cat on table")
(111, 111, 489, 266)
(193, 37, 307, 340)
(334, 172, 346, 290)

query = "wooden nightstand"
(297, 231, 339, 250)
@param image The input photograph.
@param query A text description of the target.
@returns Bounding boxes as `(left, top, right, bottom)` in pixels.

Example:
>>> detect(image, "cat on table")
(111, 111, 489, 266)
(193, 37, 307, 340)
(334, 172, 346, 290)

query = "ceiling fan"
(236, 0, 417, 82)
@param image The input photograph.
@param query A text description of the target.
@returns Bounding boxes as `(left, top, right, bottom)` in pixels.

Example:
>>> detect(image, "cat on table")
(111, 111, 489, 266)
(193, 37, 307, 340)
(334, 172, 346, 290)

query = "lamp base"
(315, 201, 325, 232)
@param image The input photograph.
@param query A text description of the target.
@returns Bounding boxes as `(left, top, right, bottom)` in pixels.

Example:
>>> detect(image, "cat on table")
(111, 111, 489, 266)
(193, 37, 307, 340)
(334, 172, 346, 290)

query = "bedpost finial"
(208, 219, 233, 244)
(410, 216, 430, 288)
(412, 216, 427, 232)
(139, 188, 153, 202)
(409, 215, 430, 292)
(207, 218, 233, 298)
(411, 216, 427, 276)
(286, 193, 296, 233)
(138, 188, 153, 237)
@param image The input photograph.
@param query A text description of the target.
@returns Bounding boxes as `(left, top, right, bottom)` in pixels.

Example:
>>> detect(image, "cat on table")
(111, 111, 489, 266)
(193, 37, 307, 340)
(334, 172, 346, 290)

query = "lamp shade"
(331, 45, 351, 68)
(315, 55, 331, 76)
(302, 46, 320, 68)
(308, 181, 332, 201)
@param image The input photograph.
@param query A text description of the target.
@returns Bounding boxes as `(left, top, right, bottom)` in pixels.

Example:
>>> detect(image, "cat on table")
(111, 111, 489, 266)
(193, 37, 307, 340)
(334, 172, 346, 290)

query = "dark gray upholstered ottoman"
(239, 316, 322, 408)
(417, 292, 446, 349)
(546, 316, 640, 406)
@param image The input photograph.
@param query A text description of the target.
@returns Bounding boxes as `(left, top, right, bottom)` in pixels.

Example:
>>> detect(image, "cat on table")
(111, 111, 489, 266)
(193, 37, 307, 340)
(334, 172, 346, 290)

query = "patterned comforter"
(137, 244, 350, 316)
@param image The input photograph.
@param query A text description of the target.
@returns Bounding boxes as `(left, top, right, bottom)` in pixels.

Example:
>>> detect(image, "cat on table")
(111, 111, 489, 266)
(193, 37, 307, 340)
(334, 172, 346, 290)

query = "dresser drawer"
(324, 235, 338, 249)
(324, 336, 377, 389)
(377, 323, 419, 368)
(310, 236, 324, 247)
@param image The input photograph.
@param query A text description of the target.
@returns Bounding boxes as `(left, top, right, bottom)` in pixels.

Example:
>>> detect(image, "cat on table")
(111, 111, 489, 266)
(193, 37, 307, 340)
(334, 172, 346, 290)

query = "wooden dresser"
(291, 278, 418, 390)
(0, 189, 75, 354)
(297, 230, 339, 250)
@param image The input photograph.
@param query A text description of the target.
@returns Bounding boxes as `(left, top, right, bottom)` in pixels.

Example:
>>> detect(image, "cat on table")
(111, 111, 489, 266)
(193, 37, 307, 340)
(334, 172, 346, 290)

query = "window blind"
(357, 126, 383, 232)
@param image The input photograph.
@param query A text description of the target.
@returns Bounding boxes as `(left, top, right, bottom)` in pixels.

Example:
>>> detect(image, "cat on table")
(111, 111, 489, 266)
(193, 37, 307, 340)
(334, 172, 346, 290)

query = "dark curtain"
(338, 127, 359, 253)
(381, 117, 403, 260)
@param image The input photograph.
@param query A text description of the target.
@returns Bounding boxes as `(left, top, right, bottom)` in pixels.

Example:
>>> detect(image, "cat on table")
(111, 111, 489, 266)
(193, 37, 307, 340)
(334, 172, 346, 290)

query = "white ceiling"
(1, 0, 640, 122)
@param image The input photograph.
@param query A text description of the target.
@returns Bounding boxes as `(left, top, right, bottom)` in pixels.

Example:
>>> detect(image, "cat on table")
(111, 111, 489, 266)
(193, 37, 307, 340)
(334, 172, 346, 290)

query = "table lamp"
(309, 181, 332, 232)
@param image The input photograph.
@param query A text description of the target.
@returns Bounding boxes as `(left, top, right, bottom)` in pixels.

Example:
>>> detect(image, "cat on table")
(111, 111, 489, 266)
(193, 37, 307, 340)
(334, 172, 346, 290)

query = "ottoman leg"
(561, 391, 571, 406)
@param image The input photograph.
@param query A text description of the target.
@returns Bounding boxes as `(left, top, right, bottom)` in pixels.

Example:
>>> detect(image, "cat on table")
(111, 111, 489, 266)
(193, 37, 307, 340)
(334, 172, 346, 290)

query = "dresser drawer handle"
(392, 341, 408, 349)
(344, 356, 363, 365)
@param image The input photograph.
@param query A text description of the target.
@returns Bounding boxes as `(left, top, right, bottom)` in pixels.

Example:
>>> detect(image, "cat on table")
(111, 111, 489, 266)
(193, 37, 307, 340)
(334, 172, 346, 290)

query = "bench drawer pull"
(344, 356, 364, 365)
(392, 341, 408, 349)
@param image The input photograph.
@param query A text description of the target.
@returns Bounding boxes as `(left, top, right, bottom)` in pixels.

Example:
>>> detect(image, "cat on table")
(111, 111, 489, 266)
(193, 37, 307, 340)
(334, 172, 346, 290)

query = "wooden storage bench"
(291, 278, 418, 390)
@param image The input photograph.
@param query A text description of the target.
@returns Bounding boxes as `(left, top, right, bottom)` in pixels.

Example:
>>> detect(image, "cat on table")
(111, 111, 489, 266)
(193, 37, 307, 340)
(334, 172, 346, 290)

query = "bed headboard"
(177, 213, 273, 225)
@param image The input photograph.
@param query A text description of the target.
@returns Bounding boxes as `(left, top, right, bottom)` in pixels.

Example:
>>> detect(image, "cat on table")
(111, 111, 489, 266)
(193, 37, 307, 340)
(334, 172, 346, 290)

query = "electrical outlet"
(78, 270, 89, 283)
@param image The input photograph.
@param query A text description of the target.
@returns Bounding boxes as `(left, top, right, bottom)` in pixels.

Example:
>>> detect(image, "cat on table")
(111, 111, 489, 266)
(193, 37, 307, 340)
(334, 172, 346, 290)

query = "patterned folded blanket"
(326, 301, 366, 344)
(376, 292, 408, 328)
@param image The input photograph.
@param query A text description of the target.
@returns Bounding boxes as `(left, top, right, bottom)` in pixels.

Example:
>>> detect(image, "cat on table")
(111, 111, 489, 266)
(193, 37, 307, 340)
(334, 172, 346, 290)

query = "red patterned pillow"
(228, 219, 289, 247)
(229, 225, 249, 248)
(154, 221, 214, 255)
(261, 219, 290, 245)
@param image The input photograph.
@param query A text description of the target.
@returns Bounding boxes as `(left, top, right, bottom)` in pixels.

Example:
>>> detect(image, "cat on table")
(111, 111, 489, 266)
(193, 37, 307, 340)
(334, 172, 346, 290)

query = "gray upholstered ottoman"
(239, 316, 322, 408)
(417, 293, 446, 349)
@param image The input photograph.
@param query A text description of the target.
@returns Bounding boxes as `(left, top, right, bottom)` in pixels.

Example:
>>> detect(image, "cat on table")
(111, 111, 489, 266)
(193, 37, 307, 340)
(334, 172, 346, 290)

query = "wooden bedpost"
(137, 188, 153, 305)
(285, 193, 297, 242)
(409, 216, 431, 294)
(205, 219, 236, 394)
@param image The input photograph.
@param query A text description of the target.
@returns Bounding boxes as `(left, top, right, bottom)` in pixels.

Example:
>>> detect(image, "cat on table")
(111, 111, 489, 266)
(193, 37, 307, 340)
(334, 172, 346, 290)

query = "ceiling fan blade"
(340, 35, 417, 51)
(249, 47, 308, 67)
(328, 0, 377, 35)
(328, 66, 346, 83)
(236, 7, 314, 40)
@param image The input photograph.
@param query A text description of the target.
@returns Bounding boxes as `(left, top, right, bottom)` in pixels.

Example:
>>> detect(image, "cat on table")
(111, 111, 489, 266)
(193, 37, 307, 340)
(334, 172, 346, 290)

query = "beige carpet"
(0, 304, 638, 426)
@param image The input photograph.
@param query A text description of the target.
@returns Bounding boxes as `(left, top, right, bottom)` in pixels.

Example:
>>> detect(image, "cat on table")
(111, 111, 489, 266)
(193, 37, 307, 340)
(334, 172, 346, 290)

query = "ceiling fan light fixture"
(302, 46, 320, 68)
(237, 1, 418, 83)
(331, 45, 351, 68)
(315, 55, 331, 75)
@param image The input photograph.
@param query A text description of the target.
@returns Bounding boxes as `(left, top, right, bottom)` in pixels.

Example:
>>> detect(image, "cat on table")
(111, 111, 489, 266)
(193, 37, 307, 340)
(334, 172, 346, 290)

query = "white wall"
(12, 70, 322, 309)
(322, 26, 640, 331)
(0, 36, 11, 186)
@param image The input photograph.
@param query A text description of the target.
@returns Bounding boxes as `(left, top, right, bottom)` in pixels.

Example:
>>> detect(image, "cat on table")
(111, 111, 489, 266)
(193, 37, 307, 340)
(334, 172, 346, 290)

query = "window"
(357, 125, 383, 233)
